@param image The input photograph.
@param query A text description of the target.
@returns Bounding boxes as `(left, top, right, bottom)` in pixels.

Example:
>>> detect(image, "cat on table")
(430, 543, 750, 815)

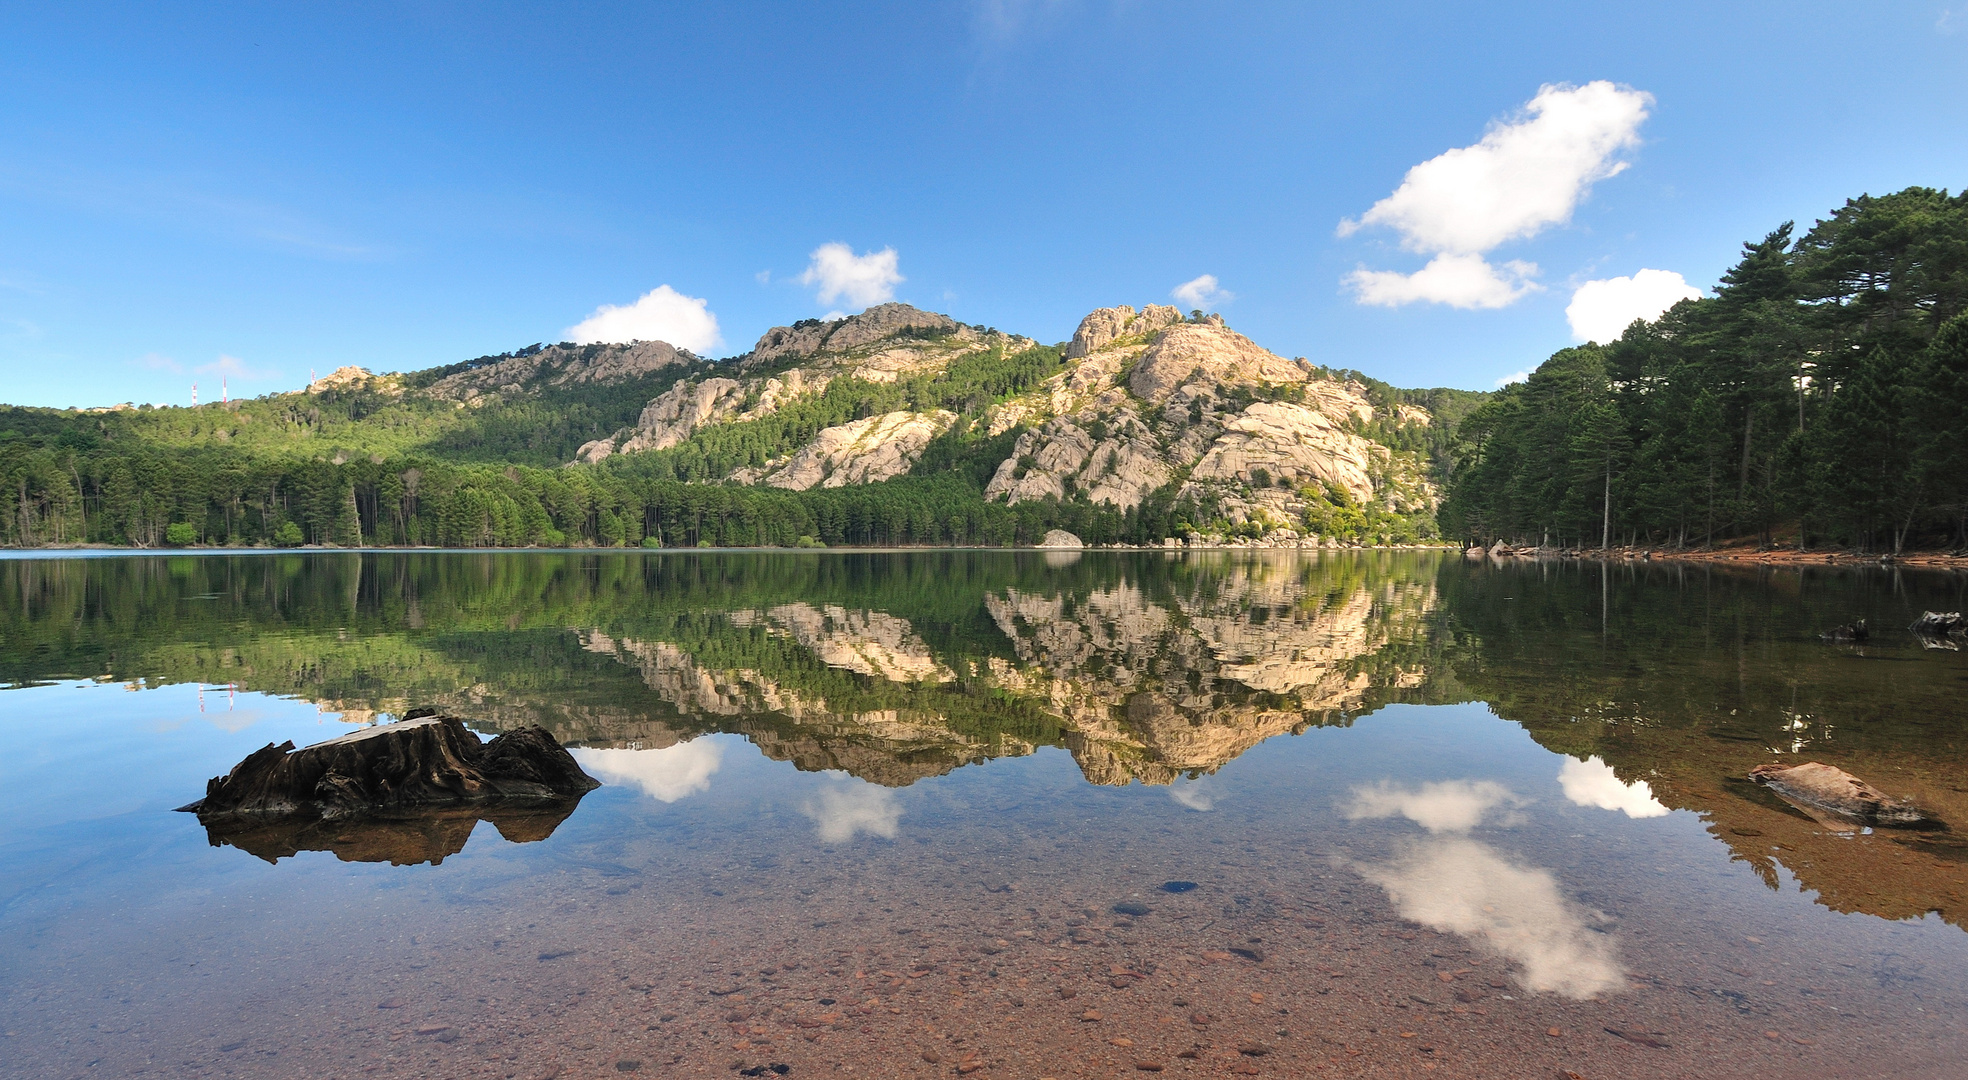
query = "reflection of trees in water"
(13, 549, 1960, 926)
(1445, 557, 1968, 928)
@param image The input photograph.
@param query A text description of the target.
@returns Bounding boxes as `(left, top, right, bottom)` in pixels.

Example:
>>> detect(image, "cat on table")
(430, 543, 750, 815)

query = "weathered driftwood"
(1748, 762, 1939, 828)
(1819, 618, 1868, 643)
(178, 711, 599, 822)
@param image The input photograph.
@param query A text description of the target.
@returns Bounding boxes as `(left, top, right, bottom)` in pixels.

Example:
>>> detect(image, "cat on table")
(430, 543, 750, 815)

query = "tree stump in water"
(179, 711, 599, 821)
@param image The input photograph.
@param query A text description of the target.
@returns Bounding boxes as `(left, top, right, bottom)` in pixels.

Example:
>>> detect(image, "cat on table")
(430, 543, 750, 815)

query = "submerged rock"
(179, 711, 600, 822)
(1748, 762, 1939, 828)
(1819, 618, 1868, 643)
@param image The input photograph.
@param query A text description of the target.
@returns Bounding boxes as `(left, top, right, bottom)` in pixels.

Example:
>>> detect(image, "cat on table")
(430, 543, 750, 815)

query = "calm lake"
(2, 549, 1965, 1079)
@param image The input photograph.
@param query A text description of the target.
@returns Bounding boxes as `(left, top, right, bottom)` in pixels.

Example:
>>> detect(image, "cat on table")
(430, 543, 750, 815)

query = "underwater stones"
(1748, 761, 1939, 827)
(181, 712, 599, 823)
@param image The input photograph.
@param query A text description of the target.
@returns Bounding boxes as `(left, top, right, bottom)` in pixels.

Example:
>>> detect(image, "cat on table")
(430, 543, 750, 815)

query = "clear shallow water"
(2, 550, 1966, 1079)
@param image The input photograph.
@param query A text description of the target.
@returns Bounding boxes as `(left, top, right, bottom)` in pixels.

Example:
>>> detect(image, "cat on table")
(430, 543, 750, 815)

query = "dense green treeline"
(1444, 187, 1968, 551)
(2, 338, 1189, 549)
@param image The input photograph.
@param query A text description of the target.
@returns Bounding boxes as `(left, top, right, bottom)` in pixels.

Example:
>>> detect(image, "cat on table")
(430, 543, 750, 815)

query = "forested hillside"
(0, 304, 1465, 549)
(1444, 186, 1968, 553)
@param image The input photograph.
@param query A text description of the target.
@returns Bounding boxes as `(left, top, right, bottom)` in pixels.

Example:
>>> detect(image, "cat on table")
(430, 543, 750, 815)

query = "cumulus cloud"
(801, 777, 902, 842)
(1171, 274, 1233, 310)
(799, 243, 903, 308)
(573, 740, 724, 803)
(1339, 81, 1652, 308)
(1557, 756, 1669, 818)
(1346, 254, 1541, 310)
(1167, 776, 1216, 811)
(1565, 269, 1701, 342)
(1345, 779, 1525, 833)
(1495, 370, 1530, 388)
(566, 285, 723, 353)
(1358, 836, 1626, 998)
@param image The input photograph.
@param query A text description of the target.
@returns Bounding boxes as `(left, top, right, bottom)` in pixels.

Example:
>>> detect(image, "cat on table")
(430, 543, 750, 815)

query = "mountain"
(0, 302, 1476, 548)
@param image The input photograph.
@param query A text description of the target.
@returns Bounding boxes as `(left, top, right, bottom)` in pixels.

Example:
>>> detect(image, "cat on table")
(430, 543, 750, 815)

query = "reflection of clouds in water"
(1359, 836, 1625, 999)
(1558, 756, 1668, 818)
(802, 777, 902, 842)
(574, 740, 723, 803)
(1167, 776, 1215, 811)
(1345, 779, 1524, 833)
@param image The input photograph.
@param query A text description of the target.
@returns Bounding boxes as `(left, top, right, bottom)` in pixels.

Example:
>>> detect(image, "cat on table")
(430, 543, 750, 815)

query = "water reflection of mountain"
(8, 551, 1966, 926)
(552, 555, 1452, 787)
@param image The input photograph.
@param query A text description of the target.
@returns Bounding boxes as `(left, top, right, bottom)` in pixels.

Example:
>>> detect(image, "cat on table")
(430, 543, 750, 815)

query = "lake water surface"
(2, 549, 1966, 1079)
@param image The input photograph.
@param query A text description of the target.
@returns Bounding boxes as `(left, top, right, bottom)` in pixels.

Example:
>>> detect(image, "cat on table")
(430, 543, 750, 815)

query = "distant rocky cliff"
(564, 301, 1435, 542)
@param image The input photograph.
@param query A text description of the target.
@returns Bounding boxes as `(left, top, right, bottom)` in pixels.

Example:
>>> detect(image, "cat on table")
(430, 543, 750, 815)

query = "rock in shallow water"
(180, 711, 599, 821)
(1748, 761, 1939, 827)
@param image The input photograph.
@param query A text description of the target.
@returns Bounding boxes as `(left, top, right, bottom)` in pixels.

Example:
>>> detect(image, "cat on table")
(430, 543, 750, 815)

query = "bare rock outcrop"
(761, 410, 955, 490)
(748, 303, 959, 366)
(1065, 304, 1182, 359)
(1190, 401, 1379, 503)
(1127, 322, 1311, 406)
(425, 340, 691, 404)
(983, 415, 1174, 510)
(579, 369, 829, 464)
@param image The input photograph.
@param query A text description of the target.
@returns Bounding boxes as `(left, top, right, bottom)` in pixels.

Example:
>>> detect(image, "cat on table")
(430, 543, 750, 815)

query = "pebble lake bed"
(2, 549, 1966, 1078)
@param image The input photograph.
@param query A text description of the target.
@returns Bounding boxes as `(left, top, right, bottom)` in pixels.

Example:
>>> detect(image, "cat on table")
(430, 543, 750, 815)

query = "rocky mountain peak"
(422, 340, 693, 404)
(747, 303, 960, 367)
(1064, 304, 1183, 358)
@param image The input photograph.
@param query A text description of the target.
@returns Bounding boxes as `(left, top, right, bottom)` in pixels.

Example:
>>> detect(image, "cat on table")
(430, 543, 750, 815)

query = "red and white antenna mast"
(222, 377, 228, 403)
(191, 382, 197, 407)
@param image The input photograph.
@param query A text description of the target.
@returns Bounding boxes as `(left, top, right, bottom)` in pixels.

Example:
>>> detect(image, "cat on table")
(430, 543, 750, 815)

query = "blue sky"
(2, 1, 1965, 408)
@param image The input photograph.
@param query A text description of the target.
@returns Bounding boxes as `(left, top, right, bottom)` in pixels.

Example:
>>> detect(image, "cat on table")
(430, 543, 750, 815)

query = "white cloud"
(1339, 81, 1652, 308)
(1557, 756, 1669, 818)
(1565, 269, 1701, 342)
(565, 285, 723, 353)
(1346, 254, 1541, 310)
(1358, 836, 1626, 998)
(137, 352, 183, 374)
(1494, 370, 1529, 388)
(799, 243, 903, 308)
(1171, 274, 1233, 310)
(573, 740, 723, 803)
(801, 777, 902, 842)
(1345, 779, 1525, 833)
(1167, 776, 1216, 811)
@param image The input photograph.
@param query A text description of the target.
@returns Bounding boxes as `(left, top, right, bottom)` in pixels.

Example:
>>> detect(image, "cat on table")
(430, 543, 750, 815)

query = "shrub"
(273, 521, 305, 547)
(165, 522, 197, 547)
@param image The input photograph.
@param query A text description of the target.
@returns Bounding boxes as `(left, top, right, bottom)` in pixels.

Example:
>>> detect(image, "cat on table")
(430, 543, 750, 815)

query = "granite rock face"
(1189, 401, 1378, 504)
(180, 713, 600, 822)
(748, 303, 959, 367)
(1064, 304, 1183, 359)
(759, 410, 955, 490)
(983, 307, 1430, 526)
(425, 340, 693, 405)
